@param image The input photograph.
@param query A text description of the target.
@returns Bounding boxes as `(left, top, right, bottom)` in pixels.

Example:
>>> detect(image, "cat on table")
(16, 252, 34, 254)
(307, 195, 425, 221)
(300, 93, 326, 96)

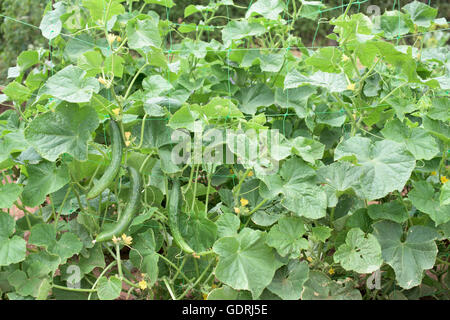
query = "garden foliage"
(0, 0, 449, 300)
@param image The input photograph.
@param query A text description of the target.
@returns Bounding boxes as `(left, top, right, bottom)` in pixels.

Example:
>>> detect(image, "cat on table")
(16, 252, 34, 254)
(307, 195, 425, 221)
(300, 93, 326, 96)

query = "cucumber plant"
(0, 0, 449, 300)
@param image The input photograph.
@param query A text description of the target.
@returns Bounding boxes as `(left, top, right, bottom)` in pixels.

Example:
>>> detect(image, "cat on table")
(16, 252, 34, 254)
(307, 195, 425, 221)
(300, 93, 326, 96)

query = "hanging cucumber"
(87, 119, 123, 200)
(95, 166, 142, 242)
(168, 179, 195, 254)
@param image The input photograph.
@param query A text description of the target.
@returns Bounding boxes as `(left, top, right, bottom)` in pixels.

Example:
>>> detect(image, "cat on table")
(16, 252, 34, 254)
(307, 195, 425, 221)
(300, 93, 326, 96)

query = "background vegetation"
(1, 0, 449, 80)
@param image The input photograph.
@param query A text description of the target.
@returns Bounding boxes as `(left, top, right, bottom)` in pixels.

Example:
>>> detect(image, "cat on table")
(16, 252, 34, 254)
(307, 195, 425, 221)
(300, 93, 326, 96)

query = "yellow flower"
(203, 293, 208, 300)
(112, 108, 120, 116)
(121, 233, 133, 245)
(328, 267, 335, 275)
(248, 170, 254, 177)
(138, 280, 147, 290)
(117, 36, 122, 42)
(234, 207, 240, 214)
(342, 55, 350, 62)
(430, 171, 437, 176)
(124, 131, 132, 140)
(98, 77, 108, 85)
(106, 33, 117, 45)
(240, 198, 249, 207)
(347, 83, 356, 91)
(112, 235, 120, 244)
(125, 141, 131, 147)
(306, 256, 313, 263)
(441, 176, 449, 184)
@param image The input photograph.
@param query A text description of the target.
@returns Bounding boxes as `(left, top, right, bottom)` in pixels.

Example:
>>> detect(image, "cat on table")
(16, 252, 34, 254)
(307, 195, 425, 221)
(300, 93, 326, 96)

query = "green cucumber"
(168, 180, 195, 254)
(95, 166, 142, 242)
(87, 120, 123, 200)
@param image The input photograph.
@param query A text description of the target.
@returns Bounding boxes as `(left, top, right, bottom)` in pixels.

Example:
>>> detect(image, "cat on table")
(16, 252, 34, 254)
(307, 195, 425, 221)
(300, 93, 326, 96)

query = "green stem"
(163, 277, 177, 300)
(379, 83, 407, 105)
(436, 257, 450, 266)
(177, 258, 214, 300)
(247, 198, 268, 216)
(87, 261, 117, 300)
(234, 168, 251, 206)
(124, 63, 149, 100)
(52, 284, 97, 293)
(191, 164, 200, 213)
(115, 242, 123, 280)
(157, 253, 193, 284)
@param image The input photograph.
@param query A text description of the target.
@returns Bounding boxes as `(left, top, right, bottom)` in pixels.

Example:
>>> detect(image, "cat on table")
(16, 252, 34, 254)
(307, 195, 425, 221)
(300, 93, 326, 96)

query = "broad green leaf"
(50, 232, 83, 263)
(408, 181, 450, 226)
(144, 0, 174, 8)
(235, 84, 274, 115)
(97, 276, 122, 300)
(285, 69, 348, 92)
(78, 244, 105, 274)
(0, 211, 15, 241)
(0, 183, 22, 209)
(207, 286, 252, 300)
(7, 271, 51, 298)
(104, 54, 124, 78)
(41, 65, 100, 103)
(441, 182, 450, 207)
(305, 47, 343, 73)
(301, 271, 362, 300)
(330, 13, 373, 47)
(203, 97, 243, 119)
(77, 51, 103, 76)
(213, 228, 277, 299)
(25, 104, 99, 162)
(17, 50, 40, 71)
(260, 157, 326, 219)
(372, 41, 418, 83)
(143, 75, 172, 96)
(422, 116, 450, 143)
(23, 251, 61, 278)
(82, 0, 125, 22)
(310, 226, 332, 242)
(290, 136, 324, 164)
(275, 86, 316, 118)
(317, 161, 361, 194)
(334, 228, 383, 273)
(29, 224, 57, 249)
(402, 1, 437, 28)
(367, 201, 409, 223)
(299, 1, 325, 20)
(127, 18, 162, 51)
(0, 236, 27, 266)
(222, 20, 266, 43)
(267, 260, 309, 300)
(179, 211, 217, 252)
(372, 221, 438, 289)
(22, 162, 69, 207)
(3, 82, 31, 103)
(216, 212, 240, 238)
(246, 0, 285, 20)
(129, 230, 159, 285)
(167, 105, 198, 131)
(132, 119, 173, 149)
(428, 97, 450, 121)
(380, 11, 412, 38)
(381, 119, 439, 160)
(29, 223, 82, 263)
(40, 2, 65, 40)
(334, 137, 416, 200)
(266, 216, 308, 258)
